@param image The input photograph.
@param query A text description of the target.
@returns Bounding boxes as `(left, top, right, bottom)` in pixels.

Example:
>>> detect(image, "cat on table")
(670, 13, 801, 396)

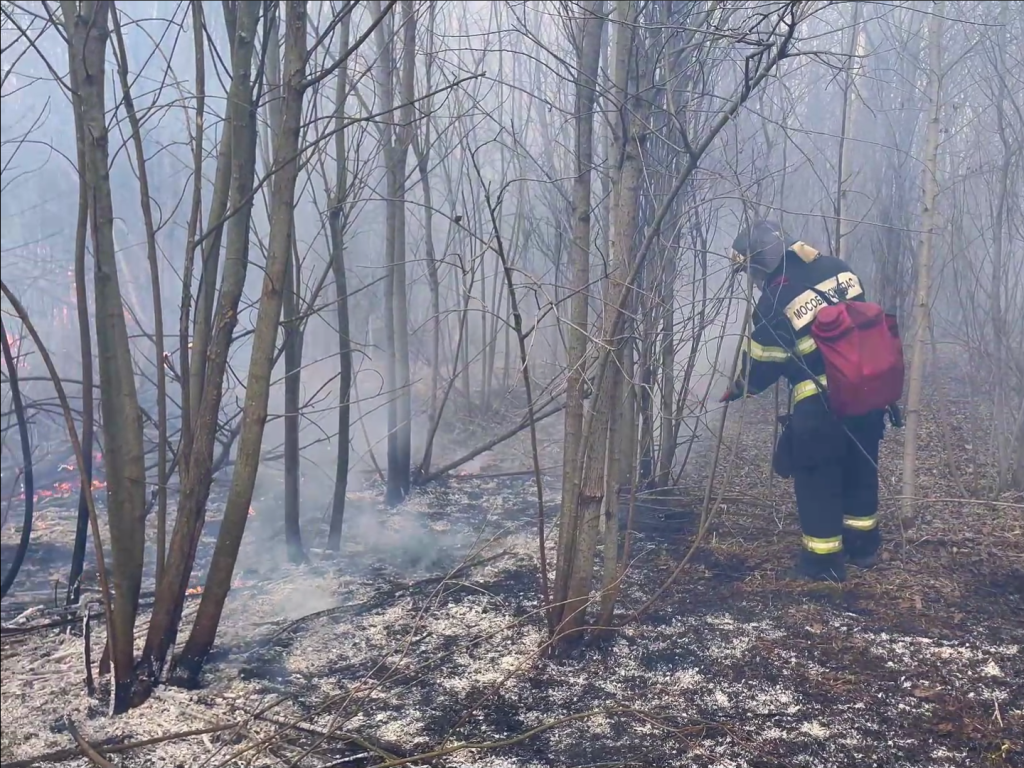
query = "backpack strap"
(807, 285, 837, 306)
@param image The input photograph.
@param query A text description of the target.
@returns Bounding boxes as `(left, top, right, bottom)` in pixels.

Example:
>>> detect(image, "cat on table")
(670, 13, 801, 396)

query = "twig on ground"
(0, 723, 243, 768)
(244, 711, 404, 763)
(63, 718, 114, 768)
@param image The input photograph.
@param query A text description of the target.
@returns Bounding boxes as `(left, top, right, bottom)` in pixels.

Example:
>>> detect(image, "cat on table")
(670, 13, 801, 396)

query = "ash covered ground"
(1, 365, 1021, 768)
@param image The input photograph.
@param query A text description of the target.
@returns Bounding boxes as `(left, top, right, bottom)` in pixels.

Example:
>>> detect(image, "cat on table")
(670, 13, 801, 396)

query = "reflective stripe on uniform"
(802, 535, 843, 555)
(843, 515, 878, 531)
(792, 375, 827, 405)
(747, 337, 789, 362)
(794, 335, 817, 356)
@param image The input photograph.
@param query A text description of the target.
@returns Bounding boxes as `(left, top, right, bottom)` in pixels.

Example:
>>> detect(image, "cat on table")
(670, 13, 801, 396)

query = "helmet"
(730, 219, 788, 277)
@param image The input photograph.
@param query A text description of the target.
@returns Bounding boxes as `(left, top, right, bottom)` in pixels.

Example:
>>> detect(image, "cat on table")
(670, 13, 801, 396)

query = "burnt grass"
(2, 361, 1022, 767)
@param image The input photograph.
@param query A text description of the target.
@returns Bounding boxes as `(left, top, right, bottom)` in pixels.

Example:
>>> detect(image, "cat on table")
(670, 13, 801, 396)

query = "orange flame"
(248, 505, 255, 518)
(186, 578, 249, 597)
(17, 477, 107, 502)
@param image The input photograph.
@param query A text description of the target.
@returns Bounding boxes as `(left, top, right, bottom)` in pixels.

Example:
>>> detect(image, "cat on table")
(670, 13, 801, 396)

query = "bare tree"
(833, 1, 864, 260)
(901, 0, 945, 520)
(173, 0, 310, 683)
(139, 0, 264, 696)
(550, 0, 606, 643)
(61, 0, 147, 713)
(326, 4, 354, 552)
(371, 0, 415, 505)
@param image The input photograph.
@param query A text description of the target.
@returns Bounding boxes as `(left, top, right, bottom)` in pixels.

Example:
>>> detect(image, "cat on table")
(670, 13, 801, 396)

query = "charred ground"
(1, 363, 1021, 768)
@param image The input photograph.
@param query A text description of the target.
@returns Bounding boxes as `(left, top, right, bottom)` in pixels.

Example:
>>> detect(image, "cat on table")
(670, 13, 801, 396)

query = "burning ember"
(186, 585, 204, 596)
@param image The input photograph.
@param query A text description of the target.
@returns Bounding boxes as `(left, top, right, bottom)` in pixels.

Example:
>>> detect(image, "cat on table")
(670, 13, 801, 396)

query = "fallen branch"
(418, 399, 566, 484)
(450, 465, 560, 481)
(0, 722, 241, 768)
(64, 718, 114, 768)
(246, 711, 404, 763)
(1, 591, 206, 637)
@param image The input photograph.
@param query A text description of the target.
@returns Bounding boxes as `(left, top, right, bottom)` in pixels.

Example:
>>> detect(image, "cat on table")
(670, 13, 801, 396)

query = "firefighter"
(721, 219, 889, 583)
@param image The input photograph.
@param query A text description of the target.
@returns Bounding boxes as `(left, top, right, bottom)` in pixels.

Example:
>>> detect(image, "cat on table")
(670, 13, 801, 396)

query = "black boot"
(787, 550, 846, 583)
(844, 527, 881, 569)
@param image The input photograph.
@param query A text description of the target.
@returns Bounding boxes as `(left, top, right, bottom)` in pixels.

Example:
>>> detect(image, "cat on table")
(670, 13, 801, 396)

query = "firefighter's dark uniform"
(725, 245, 885, 578)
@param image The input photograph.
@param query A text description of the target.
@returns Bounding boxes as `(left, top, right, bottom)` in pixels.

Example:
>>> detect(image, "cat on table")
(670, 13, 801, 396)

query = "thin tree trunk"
(327, 10, 353, 552)
(392, 0, 415, 502)
(901, 1, 944, 522)
(66, 37, 94, 607)
(176, 0, 207, 478)
(834, 1, 863, 260)
(0, 319, 33, 599)
(618, 337, 636, 486)
(599, 0, 642, 631)
(414, 1, 440, 476)
(1011, 403, 1024, 491)
(111, 9, 168, 587)
(63, 0, 147, 713)
(552, 0, 606, 639)
(475, 156, 554, 633)
(656, 249, 678, 487)
(581, 0, 643, 638)
(283, 246, 305, 563)
(139, 1, 262, 695)
(263, 8, 305, 565)
(991, 0, 1012, 491)
(372, 0, 411, 505)
(173, 0, 308, 682)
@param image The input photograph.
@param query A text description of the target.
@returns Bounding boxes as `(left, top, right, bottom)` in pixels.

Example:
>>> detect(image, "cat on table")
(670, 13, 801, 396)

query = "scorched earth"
(1, 387, 1021, 768)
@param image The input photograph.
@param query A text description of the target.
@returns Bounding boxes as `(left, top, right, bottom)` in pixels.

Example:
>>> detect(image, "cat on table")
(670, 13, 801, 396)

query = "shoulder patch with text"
(783, 272, 864, 330)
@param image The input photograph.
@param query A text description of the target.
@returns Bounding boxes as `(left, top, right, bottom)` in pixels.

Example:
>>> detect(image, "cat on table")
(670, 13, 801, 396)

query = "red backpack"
(806, 283, 905, 417)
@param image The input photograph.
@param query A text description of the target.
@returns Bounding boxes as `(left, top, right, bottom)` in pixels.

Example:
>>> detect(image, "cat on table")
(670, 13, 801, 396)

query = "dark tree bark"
(172, 0, 309, 682)
(137, 0, 263, 697)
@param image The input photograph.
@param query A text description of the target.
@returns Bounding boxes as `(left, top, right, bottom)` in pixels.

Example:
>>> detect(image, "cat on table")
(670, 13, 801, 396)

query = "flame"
(186, 578, 250, 597)
(17, 477, 107, 502)
(248, 505, 255, 518)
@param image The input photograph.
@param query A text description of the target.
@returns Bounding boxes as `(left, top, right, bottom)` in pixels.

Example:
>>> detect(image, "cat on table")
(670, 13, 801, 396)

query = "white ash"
(4, 503, 1019, 768)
